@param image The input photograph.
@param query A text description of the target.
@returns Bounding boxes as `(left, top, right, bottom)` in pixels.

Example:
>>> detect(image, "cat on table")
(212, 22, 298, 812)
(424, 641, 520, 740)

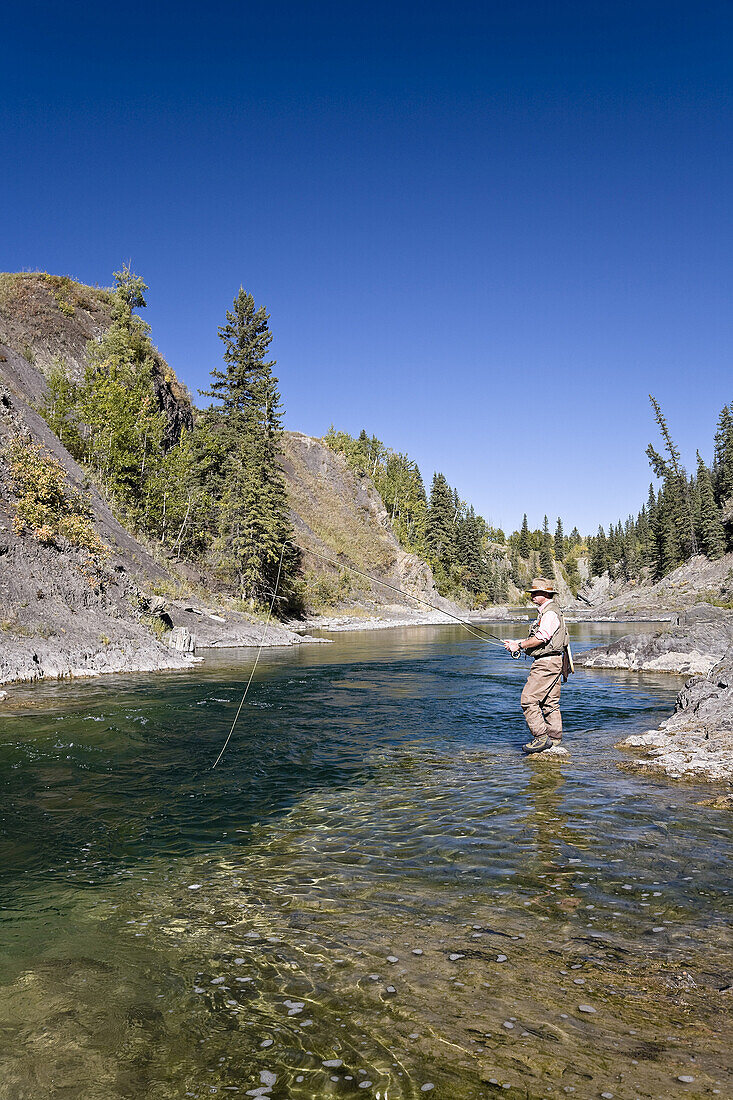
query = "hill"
(0, 273, 454, 684)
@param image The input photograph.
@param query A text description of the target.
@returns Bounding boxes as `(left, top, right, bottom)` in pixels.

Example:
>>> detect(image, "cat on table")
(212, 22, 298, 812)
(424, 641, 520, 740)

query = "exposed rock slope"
(280, 431, 455, 617)
(0, 275, 306, 684)
(577, 553, 733, 618)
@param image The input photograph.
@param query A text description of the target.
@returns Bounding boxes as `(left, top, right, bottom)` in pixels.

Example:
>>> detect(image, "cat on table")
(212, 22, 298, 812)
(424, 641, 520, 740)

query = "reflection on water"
(0, 625, 730, 1099)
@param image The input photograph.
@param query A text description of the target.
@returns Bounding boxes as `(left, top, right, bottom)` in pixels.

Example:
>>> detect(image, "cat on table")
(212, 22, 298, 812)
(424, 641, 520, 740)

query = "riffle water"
(0, 624, 730, 1099)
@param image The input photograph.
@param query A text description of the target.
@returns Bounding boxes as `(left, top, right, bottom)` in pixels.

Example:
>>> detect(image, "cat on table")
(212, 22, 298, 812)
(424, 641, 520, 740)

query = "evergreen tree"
(540, 515, 554, 575)
(713, 404, 733, 505)
(426, 472, 455, 567)
(696, 451, 726, 560)
(519, 513, 530, 558)
(203, 289, 297, 603)
(646, 395, 698, 561)
(554, 517, 564, 561)
(590, 525, 609, 576)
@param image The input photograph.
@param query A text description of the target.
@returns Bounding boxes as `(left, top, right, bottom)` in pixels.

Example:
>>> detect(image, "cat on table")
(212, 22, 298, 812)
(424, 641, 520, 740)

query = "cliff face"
(0, 273, 193, 446)
(280, 431, 452, 614)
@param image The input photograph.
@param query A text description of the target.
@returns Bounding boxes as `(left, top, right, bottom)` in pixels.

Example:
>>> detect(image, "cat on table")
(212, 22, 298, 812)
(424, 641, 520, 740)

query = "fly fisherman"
(504, 577, 571, 754)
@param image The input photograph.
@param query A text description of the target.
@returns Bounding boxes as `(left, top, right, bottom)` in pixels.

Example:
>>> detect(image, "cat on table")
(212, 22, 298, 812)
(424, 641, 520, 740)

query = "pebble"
(322, 1060, 342, 1068)
(387, 955, 399, 963)
(577, 1005, 596, 1014)
(421, 1085, 435, 1092)
(386, 985, 396, 994)
(259, 1039, 273, 1048)
(502, 1021, 514, 1029)
(188, 884, 202, 890)
(677, 1077, 695, 1084)
(260, 1071, 276, 1087)
(412, 949, 423, 955)
(449, 953, 464, 961)
(652, 927, 664, 933)
(573, 979, 585, 985)
(601, 1093, 614, 1098)
(284, 1000, 304, 1015)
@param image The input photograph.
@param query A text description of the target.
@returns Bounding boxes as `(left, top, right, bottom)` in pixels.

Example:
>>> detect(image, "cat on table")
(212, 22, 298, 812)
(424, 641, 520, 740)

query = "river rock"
(618, 652, 733, 782)
(575, 604, 733, 675)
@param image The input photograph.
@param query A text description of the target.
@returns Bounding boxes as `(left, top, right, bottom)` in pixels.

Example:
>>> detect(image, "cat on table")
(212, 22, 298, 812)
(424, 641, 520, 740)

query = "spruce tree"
(554, 517, 564, 561)
(203, 289, 297, 604)
(696, 452, 726, 560)
(540, 515, 554, 575)
(519, 513, 531, 558)
(646, 395, 698, 561)
(590, 526, 609, 576)
(713, 404, 733, 506)
(426, 473, 454, 566)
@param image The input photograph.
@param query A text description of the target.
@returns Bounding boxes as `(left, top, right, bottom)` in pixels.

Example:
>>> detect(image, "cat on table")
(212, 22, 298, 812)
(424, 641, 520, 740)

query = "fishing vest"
(527, 598, 569, 659)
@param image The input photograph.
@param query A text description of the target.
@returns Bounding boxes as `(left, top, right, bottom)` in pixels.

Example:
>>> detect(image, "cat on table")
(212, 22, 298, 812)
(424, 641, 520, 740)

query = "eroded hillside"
(0, 273, 454, 683)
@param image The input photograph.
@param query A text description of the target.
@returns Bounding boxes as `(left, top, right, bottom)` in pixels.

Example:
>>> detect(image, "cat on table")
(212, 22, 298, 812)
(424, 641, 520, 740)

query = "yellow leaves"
(5, 436, 109, 568)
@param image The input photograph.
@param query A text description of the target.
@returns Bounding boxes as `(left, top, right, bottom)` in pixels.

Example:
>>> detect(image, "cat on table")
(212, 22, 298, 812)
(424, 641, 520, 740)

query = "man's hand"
(504, 640, 521, 654)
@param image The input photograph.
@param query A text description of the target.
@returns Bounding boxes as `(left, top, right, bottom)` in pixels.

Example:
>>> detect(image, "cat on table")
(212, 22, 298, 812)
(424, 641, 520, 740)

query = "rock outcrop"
(577, 553, 733, 618)
(574, 604, 733, 676)
(618, 653, 733, 783)
(576, 605, 733, 782)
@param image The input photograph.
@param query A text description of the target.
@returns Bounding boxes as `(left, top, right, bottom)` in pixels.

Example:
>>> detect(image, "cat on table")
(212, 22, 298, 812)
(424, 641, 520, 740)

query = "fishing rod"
(288, 541, 516, 649)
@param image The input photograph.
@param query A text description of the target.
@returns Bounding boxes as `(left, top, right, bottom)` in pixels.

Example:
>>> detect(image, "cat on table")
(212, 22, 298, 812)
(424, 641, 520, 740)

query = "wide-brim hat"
(527, 576, 557, 596)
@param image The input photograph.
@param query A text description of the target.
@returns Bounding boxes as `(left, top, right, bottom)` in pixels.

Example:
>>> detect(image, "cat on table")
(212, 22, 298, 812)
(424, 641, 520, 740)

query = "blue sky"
(3, 1, 732, 533)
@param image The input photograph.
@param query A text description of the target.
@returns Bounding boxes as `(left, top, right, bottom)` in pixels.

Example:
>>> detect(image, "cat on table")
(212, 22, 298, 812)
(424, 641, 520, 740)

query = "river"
(0, 623, 730, 1099)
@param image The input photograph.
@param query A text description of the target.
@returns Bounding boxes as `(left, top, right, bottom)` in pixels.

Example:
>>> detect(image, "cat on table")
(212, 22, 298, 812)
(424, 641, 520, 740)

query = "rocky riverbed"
(576, 605, 733, 785)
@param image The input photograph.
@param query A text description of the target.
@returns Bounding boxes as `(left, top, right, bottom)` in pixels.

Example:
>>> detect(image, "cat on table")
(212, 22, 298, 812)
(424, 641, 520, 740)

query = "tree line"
(38, 270, 733, 613)
(585, 396, 733, 582)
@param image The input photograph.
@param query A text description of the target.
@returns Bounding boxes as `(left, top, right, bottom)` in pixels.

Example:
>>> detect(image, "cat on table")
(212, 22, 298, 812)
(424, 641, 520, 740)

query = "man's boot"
(522, 734, 552, 754)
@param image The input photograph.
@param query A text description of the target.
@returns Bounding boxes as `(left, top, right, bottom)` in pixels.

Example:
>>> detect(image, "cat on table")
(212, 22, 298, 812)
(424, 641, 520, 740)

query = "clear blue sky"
(3, 2, 732, 534)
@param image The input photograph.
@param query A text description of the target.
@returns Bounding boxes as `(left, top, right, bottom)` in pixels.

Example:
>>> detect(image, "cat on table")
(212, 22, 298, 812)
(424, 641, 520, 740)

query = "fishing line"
(210, 542, 287, 769)
(211, 539, 520, 767)
(290, 541, 513, 648)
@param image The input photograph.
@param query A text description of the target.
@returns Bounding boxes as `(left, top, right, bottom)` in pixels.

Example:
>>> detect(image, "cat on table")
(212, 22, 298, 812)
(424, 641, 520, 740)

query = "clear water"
(0, 624, 730, 1100)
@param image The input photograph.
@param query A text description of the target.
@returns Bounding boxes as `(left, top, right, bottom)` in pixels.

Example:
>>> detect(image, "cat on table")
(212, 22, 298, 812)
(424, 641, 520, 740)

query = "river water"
(0, 623, 730, 1100)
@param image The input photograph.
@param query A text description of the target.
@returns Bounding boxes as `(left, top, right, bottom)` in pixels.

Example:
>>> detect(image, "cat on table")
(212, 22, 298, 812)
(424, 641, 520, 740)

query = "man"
(504, 577, 570, 754)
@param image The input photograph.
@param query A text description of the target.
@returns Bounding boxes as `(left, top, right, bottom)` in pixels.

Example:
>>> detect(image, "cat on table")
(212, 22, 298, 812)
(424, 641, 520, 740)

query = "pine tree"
(554, 517, 564, 561)
(519, 513, 530, 558)
(696, 452, 726, 560)
(203, 289, 297, 604)
(540, 515, 554, 575)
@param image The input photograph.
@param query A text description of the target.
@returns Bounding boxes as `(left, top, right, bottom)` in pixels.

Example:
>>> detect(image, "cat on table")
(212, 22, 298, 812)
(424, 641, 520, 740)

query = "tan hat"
(528, 576, 557, 596)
